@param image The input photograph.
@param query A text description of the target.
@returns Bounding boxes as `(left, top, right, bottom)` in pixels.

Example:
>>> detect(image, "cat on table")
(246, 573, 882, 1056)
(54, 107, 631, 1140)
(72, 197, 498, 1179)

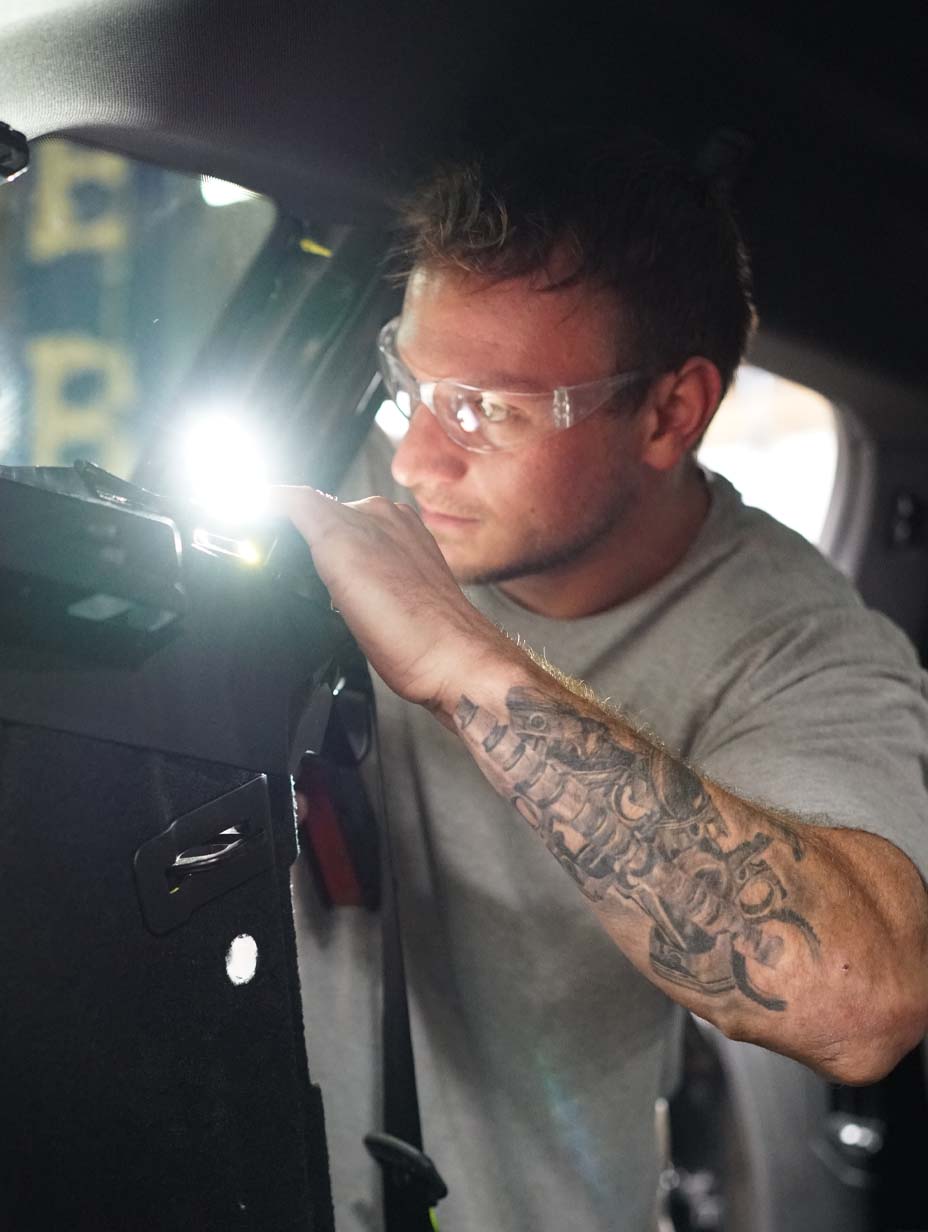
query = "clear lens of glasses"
(377, 317, 643, 453)
(430, 383, 556, 450)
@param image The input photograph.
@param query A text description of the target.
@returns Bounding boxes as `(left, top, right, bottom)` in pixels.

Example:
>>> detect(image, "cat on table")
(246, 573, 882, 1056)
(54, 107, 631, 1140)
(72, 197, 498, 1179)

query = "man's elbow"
(718, 999, 927, 1087)
(819, 1040, 909, 1087)
(807, 1003, 928, 1087)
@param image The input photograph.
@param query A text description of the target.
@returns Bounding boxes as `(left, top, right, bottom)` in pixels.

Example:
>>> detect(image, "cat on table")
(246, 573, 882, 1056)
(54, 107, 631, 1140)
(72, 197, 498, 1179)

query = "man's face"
(390, 266, 652, 586)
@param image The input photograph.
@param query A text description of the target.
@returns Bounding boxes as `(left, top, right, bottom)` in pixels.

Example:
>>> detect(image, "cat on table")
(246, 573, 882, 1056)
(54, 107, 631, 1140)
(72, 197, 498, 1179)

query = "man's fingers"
(270, 487, 426, 541)
(268, 485, 344, 543)
(265, 483, 490, 712)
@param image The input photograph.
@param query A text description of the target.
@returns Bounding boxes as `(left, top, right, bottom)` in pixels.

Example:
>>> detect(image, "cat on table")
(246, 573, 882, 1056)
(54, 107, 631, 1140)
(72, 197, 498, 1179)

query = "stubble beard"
(448, 482, 642, 588)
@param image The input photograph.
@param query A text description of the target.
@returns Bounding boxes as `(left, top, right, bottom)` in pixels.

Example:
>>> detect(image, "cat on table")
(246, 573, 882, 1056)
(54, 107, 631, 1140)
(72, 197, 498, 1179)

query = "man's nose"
(391, 403, 469, 489)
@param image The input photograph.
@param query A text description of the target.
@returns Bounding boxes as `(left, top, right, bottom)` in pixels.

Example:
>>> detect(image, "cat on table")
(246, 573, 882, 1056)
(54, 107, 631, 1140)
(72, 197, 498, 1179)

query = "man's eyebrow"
(409, 358, 550, 392)
(466, 369, 551, 392)
(396, 338, 551, 392)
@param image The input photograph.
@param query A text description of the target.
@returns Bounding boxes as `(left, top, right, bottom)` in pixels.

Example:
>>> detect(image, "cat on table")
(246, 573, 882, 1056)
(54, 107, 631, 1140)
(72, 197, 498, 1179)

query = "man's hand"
(272, 487, 514, 716)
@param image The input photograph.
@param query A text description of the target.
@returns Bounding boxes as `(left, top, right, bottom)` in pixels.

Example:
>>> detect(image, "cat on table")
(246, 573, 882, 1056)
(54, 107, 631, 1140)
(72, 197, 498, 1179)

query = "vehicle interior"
(1, 2, 926, 1230)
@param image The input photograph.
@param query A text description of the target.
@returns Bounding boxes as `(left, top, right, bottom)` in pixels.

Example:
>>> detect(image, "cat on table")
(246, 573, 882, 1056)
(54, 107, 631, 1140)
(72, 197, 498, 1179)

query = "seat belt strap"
(362, 683, 447, 1230)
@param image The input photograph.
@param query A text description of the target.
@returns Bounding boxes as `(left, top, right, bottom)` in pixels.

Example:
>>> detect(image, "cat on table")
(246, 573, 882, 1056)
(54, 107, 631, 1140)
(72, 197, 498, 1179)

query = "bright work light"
(180, 412, 271, 526)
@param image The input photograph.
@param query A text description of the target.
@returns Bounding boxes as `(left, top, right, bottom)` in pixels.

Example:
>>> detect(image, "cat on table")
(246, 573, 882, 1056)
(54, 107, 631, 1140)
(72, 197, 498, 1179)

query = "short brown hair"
(391, 126, 757, 397)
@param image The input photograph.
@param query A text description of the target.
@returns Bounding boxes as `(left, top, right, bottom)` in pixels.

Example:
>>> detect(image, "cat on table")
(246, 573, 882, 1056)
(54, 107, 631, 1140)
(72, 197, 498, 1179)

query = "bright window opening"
(698, 365, 839, 546)
(375, 397, 410, 446)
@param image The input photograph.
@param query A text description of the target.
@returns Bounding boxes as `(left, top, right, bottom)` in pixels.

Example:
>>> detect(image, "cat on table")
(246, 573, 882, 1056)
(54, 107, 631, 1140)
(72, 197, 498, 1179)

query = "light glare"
(226, 934, 259, 985)
(182, 413, 271, 525)
(837, 1121, 881, 1151)
(192, 527, 263, 565)
(456, 404, 480, 434)
(200, 176, 259, 207)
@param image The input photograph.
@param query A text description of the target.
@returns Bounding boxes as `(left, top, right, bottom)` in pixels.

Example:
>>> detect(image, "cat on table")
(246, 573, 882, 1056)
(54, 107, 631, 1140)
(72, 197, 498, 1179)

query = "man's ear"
(639, 358, 723, 471)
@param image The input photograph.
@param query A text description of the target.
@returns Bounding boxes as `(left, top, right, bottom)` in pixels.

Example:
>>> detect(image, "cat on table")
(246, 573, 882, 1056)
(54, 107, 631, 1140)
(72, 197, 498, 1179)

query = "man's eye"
(478, 397, 514, 423)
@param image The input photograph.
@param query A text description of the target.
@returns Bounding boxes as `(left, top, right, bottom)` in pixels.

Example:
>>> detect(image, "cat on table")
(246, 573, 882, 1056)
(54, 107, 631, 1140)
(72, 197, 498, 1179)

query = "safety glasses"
(377, 317, 646, 453)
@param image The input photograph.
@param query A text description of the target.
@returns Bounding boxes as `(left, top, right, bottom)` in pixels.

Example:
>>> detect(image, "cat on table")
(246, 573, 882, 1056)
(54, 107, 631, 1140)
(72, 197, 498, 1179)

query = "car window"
(698, 365, 839, 546)
(0, 136, 276, 478)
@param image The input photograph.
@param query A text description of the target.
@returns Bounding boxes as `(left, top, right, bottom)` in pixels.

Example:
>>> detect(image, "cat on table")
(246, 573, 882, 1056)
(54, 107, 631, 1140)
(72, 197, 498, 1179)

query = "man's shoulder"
(699, 471, 857, 609)
(661, 477, 923, 755)
(545, 474, 918, 745)
(674, 473, 919, 681)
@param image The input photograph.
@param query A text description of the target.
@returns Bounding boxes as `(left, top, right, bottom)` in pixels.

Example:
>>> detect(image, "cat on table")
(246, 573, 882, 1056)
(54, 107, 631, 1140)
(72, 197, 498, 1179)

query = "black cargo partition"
(0, 472, 349, 1232)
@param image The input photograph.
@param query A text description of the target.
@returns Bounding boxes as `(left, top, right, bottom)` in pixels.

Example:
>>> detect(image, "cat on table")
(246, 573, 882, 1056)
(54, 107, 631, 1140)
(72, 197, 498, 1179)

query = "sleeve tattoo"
(454, 686, 820, 1012)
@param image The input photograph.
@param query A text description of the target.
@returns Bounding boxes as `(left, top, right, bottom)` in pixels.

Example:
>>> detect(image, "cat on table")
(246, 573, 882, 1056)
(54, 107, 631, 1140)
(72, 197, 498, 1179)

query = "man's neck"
(496, 465, 711, 620)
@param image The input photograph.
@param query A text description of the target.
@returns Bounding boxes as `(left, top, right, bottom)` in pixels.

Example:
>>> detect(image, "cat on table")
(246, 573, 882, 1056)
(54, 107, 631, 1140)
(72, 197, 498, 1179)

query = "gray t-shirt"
(293, 429, 928, 1232)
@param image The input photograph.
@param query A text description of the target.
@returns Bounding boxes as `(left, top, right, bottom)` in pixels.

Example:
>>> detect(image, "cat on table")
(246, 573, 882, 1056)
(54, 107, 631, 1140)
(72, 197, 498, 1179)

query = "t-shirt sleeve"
(689, 605, 928, 883)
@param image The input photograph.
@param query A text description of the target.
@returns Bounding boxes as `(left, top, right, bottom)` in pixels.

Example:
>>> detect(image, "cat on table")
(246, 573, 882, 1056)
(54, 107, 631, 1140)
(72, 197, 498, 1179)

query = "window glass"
(0, 137, 276, 478)
(375, 396, 412, 446)
(698, 365, 839, 545)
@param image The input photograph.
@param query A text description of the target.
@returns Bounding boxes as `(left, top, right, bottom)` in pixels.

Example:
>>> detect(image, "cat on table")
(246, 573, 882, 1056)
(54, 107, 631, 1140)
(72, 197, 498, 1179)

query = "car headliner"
(0, 0, 926, 419)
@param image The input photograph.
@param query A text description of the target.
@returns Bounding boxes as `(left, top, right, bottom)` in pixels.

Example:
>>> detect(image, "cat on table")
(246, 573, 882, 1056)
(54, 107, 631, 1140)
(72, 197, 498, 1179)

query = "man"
(284, 129, 928, 1231)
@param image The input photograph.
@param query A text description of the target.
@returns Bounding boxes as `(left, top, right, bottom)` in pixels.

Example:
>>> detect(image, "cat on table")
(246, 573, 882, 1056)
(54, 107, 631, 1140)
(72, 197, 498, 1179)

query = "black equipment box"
(0, 469, 351, 1231)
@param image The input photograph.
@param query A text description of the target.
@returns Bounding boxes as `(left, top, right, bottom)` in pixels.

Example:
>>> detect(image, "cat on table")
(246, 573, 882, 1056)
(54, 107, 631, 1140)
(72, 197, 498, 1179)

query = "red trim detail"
(299, 762, 365, 907)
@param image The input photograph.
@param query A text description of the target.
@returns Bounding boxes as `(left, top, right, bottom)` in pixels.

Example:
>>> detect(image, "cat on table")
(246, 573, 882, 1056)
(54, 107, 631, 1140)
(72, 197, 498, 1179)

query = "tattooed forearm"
(455, 687, 820, 1012)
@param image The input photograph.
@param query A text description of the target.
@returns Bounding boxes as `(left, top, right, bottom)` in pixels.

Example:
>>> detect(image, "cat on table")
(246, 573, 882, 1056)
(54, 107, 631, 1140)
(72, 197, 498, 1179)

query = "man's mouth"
(416, 503, 480, 529)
